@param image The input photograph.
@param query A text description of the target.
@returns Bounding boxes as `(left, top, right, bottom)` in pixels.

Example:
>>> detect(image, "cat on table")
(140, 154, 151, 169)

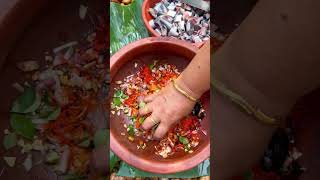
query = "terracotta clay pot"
(141, 0, 206, 48)
(110, 37, 210, 174)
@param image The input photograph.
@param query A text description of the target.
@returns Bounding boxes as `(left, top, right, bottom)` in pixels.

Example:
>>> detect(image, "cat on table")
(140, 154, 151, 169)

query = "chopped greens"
(139, 117, 145, 124)
(10, 113, 35, 140)
(78, 139, 91, 148)
(139, 101, 146, 109)
(128, 124, 135, 137)
(179, 136, 189, 145)
(114, 90, 123, 97)
(3, 132, 17, 150)
(45, 107, 61, 121)
(11, 87, 41, 113)
(113, 97, 121, 107)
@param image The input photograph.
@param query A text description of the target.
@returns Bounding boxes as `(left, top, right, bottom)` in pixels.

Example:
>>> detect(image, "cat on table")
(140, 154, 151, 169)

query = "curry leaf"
(3, 133, 17, 150)
(113, 97, 121, 107)
(139, 117, 145, 124)
(114, 90, 123, 98)
(11, 87, 41, 113)
(45, 107, 61, 121)
(179, 136, 189, 145)
(128, 124, 135, 137)
(10, 113, 35, 140)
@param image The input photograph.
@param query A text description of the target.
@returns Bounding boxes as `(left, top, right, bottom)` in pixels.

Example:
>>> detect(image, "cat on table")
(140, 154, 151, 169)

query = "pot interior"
(110, 40, 210, 162)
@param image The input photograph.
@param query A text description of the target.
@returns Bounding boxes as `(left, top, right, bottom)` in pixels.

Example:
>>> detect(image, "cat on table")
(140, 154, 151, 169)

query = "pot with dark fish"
(142, 0, 210, 47)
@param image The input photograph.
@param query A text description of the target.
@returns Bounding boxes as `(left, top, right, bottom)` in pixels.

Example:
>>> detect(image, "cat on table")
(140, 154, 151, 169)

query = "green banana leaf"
(109, 0, 210, 177)
(117, 159, 210, 178)
(110, 0, 149, 55)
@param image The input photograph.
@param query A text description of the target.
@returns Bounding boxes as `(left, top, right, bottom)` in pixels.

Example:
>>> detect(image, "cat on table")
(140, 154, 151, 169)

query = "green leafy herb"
(128, 124, 135, 137)
(11, 87, 41, 113)
(139, 101, 146, 109)
(10, 113, 35, 140)
(94, 129, 108, 147)
(78, 139, 91, 148)
(179, 136, 189, 145)
(3, 133, 17, 150)
(45, 107, 61, 121)
(131, 116, 136, 122)
(114, 90, 123, 98)
(121, 94, 129, 99)
(113, 97, 121, 107)
(139, 117, 145, 124)
(149, 63, 155, 70)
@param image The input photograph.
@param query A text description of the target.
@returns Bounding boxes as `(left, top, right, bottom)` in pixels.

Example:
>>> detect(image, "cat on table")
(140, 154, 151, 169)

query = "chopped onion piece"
(53, 41, 78, 54)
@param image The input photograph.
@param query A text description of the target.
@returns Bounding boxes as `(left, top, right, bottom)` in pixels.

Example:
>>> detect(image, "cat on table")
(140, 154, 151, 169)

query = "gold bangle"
(211, 79, 279, 126)
(172, 79, 197, 102)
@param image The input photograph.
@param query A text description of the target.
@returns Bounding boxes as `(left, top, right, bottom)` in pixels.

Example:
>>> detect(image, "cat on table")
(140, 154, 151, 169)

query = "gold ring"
(150, 117, 158, 125)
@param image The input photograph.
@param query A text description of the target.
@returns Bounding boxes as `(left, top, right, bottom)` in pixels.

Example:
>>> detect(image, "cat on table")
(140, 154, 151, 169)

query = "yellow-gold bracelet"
(212, 79, 279, 126)
(172, 79, 197, 102)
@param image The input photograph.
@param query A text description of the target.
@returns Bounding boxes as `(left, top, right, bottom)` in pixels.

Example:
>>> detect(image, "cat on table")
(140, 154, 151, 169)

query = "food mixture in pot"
(111, 61, 206, 158)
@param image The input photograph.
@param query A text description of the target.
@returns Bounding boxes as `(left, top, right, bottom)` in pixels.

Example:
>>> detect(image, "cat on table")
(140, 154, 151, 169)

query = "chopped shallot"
(53, 41, 78, 54)
(16, 61, 39, 72)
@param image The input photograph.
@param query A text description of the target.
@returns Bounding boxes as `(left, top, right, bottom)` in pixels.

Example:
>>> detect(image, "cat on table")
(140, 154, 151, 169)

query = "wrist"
(175, 75, 204, 100)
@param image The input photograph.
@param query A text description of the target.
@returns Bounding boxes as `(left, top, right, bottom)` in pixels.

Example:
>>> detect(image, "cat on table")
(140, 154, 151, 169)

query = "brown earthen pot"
(141, 0, 206, 48)
(110, 37, 210, 174)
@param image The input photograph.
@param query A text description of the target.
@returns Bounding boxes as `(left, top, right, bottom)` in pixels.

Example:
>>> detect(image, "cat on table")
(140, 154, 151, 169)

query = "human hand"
(139, 80, 197, 139)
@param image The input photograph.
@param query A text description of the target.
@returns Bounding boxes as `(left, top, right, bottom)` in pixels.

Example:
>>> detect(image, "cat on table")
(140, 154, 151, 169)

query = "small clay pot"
(110, 37, 210, 174)
(141, 0, 206, 48)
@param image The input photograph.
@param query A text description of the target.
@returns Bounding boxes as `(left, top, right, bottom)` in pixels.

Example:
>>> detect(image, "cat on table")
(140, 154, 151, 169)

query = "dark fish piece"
(168, 26, 179, 37)
(149, 8, 158, 18)
(160, 24, 168, 36)
(159, 15, 173, 29)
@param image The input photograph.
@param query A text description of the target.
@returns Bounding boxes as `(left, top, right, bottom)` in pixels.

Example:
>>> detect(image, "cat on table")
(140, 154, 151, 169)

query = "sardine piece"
(168, 26, 179, 37)
(167, 10, 176, 17)
(149, 8, 158, 18)
(159, 16, 173, 29)
(155, 28, 162, 35)
(199, 26, 207, 36)
(192, 35, 202, 43)
(204, 13, 210, 19)
(178, 21, 185, 31)
(160, 3, 168, 13)
(149, 19, 156, 28)
(167, 2, 176, 10)
(160, 24, 168, 36)
(154, 3, 162, 12)
(174, 14, 182, 22)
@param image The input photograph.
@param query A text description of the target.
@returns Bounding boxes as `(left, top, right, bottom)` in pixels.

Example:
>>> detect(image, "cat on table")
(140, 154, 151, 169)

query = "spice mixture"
(111, 61, 206, 158)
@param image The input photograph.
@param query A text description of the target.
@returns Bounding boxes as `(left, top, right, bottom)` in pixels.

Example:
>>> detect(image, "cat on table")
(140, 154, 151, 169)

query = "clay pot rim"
(141, 0, 206, 48)
(110, 37, 210, 174)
